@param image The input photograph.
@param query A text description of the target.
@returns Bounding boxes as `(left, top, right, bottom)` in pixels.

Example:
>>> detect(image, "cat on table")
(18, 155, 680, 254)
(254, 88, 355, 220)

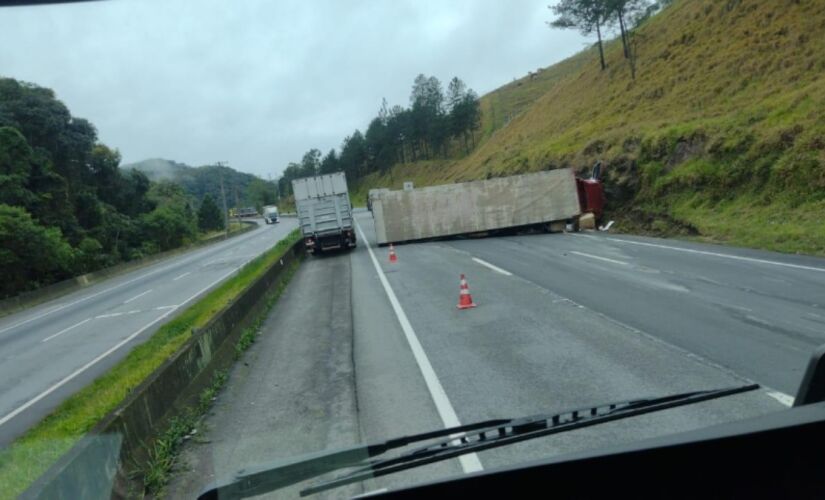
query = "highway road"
(168, 210, 825, 497)
(0, 218, 297, 446)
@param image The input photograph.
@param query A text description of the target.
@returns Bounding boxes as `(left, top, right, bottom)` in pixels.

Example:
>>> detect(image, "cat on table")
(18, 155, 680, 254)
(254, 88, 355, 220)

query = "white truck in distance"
(263, 205, 279, 224)
(292, 172, 356, 254)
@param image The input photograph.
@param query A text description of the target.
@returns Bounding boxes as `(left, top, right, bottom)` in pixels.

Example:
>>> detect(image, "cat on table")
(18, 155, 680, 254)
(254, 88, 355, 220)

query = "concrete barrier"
(0, 221, 258, 318)
(21, 239, 305, 500)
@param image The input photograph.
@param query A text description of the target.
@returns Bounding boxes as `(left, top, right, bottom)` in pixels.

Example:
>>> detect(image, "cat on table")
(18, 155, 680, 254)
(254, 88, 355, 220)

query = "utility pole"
(217, 161, 229, 238)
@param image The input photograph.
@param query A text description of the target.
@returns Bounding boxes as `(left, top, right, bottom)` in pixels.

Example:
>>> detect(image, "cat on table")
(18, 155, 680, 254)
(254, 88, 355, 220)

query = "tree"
(198, 193, 223, 232)
(0, 204, 75, 297)
(605, 0, 647, 58)
(549, 0, 610, 71)
(300, 148, 321, 177)
(246, 178, 277, 212)
(319, 149, 339, 174)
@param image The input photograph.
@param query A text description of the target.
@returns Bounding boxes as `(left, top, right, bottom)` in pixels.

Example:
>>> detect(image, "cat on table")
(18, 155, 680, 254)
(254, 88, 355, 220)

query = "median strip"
(0, 229, 302, 499)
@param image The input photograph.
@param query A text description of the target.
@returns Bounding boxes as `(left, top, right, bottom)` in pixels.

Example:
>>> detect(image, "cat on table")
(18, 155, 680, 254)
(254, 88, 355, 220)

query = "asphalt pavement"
(167, 210, 825, 498)
(0, 218, 297, 446)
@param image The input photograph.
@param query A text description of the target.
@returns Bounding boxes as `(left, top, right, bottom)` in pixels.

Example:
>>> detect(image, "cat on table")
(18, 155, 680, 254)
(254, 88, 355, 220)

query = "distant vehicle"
(235, 207, 258, 218)
(370, 166, 605, 246)
(262, 205, 279, 224)
(292, 172, 356, 254)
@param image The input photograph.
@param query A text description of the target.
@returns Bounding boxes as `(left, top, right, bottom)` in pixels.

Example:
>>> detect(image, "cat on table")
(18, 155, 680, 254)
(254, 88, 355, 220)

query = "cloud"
(0, 0, 586, 177)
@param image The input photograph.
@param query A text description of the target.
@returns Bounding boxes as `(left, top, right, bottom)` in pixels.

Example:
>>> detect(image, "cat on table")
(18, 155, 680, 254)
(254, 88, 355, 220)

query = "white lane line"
(472, 257, 513, 276)
(95, 312, 125, 319)
(355, 219, 483, 474)
(41, 318, 91, 343)
(569, 250, 630, 266)
(0, 223, 267, 336)
(766, 391, 794, 407)
(155, 305, 177, 311)
(607, 238, 825, 273)
(123, 289, 152, 304)
(173, 271, 191, 281)
(0, 263, 244, 429)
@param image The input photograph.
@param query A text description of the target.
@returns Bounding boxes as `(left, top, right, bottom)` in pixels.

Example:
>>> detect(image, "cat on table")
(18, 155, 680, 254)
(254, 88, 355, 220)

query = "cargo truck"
(292, 172, 356, 254)
(263, 205, 279, 224)
(370, 167, 604, 245)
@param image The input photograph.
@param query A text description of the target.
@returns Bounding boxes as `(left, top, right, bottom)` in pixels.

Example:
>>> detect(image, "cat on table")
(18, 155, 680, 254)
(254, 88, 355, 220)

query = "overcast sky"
(0, 0, 587, 178)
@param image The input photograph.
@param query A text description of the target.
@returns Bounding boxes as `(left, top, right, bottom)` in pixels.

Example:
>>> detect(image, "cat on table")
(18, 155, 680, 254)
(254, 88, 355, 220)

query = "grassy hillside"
(356, 0, 825, 255)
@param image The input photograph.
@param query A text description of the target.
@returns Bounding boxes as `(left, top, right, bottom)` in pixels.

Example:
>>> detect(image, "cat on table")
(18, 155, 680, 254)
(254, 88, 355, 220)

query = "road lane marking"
(606, 238, 825, 273)
(123, 289, 152, 304)
(95, 312, 125, 319)
(355, 219, 484, 474)
(173, 271, 191, 281)
(155, 305, 177, 310)
(766, 391, 794, 407)
(569, 251, 630, 266)
(472, 257, 513, 276)
(41, 318, 91, 343)
(0, 262, 246, 429)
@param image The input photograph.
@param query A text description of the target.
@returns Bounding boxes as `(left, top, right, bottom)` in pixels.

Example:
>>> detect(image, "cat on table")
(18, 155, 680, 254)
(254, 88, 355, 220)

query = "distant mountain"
(123, 159, 278, 209)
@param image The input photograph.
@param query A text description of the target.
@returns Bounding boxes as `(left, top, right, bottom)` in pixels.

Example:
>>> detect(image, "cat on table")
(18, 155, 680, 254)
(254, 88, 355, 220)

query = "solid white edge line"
(123, 289, 153, 304)
(766, 391, 794, 407)
(41, 318, 91, 343)
(606, 237, 825, 273)
(354, 219, 483, 474)
(569, 251, 630, 266)
(0, 263, 243, 428)
(472, 257, 513, 276)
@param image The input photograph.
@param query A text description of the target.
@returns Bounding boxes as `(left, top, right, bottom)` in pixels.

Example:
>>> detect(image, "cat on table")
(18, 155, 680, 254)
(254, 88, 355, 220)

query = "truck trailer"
(292, 172, 356, 254)
(370, 167, 604, 246)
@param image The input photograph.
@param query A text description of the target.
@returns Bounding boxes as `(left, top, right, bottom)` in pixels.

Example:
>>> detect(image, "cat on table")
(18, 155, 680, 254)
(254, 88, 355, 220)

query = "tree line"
(549, 0, 673, 75)
(0, 78, 229, 298)
(277, 74, 481, 194)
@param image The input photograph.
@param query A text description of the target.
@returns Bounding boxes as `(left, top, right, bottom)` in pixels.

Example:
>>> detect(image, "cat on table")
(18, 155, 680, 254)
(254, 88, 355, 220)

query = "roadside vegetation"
(0, 229, 301, 499)
(275, 74, 483, 198)
(0, 79, 281, 298)
(347, 0, 825, 255)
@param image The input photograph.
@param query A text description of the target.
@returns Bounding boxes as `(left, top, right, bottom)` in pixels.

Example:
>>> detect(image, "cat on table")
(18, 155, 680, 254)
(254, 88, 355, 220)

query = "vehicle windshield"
(1, 0, 823, 498)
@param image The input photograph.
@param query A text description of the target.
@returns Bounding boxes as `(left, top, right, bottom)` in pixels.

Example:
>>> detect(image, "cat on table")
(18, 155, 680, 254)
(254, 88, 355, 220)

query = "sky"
(0, 0, 587, 178)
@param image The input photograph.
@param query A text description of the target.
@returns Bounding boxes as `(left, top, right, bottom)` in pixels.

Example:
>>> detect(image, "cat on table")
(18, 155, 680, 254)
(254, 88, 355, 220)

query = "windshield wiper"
(198, 384, 758, 499)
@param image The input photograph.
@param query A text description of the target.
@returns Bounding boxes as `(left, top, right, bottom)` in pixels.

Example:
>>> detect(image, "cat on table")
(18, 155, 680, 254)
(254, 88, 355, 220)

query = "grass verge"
(0, 229, 301, 499)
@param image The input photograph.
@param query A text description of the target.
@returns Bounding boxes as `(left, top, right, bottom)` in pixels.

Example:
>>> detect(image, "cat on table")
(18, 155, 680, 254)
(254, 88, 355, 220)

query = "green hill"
(124, 159, 279, 210)
(356, 0, 825, 255)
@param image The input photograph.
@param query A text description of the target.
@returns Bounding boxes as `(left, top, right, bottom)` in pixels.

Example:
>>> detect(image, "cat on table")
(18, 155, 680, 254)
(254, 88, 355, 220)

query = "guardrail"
(22, 238, 306, 499)
(0, 221, 258, 318)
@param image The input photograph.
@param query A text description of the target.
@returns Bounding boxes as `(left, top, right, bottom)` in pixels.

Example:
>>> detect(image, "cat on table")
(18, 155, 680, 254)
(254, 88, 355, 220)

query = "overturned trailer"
(370, 168, 604, 245)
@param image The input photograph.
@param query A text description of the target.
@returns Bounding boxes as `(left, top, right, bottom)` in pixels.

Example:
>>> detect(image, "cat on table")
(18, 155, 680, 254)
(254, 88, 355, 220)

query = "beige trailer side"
(372, 168, 581, 245)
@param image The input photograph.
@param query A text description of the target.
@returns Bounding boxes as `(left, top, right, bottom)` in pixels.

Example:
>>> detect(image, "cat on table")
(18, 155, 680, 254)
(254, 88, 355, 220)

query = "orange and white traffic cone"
(389, 244, 398, 263)
(456, 274, 477, 309)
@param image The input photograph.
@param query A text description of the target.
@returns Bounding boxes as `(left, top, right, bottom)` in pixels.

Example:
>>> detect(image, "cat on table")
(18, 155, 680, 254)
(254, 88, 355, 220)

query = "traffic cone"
(456, 274, 477, 309)
(389, 244, 398, 263)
